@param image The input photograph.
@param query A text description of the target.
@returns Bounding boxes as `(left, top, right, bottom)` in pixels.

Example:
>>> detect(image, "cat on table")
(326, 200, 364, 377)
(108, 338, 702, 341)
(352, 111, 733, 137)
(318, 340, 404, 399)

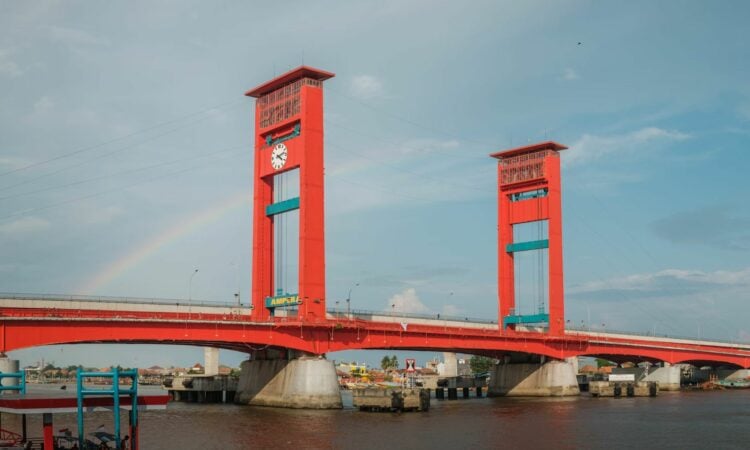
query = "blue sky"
(1, 1, 749, 368)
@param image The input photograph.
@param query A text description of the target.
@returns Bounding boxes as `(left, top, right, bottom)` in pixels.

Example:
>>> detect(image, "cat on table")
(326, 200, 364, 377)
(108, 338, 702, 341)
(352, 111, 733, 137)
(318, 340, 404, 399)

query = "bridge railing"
(565, 325, 750, 347)
(0, 292, 239, 308)
(327, 307, 498, 325)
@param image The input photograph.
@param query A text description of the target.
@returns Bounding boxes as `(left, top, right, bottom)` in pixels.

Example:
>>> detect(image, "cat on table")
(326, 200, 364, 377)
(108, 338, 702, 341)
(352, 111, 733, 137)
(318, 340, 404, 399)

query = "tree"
(469, 356, 495, 374)
(381, 355, 400, 371)
(596, 358, 616, 369)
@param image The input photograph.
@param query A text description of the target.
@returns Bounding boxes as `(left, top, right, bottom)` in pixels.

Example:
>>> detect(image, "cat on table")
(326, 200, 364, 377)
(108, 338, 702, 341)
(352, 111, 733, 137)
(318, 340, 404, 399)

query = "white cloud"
(442, 304, 463, 316)
(565, 127, 690, 167)
(386, 288, 430, 314)
(0, 49, 22, 78)
(0, 217, 50, 235)
(33, 96, 55, 114)
(570, 267, 750, 294)
(562, 68, 579, 80)
(350, 75, 384, 100)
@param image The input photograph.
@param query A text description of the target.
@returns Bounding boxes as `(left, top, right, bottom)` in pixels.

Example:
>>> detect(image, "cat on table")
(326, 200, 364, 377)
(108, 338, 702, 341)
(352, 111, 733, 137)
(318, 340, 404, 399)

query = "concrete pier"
(488, 358, 580, 397)
(0, 357, 20, 393)
(235, 356, 342, 409)
(642, 365, 681, 391)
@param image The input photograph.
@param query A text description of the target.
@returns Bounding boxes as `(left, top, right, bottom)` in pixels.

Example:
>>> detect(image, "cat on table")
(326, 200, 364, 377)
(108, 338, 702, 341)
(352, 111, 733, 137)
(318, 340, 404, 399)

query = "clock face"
(271, 143, 287, 170)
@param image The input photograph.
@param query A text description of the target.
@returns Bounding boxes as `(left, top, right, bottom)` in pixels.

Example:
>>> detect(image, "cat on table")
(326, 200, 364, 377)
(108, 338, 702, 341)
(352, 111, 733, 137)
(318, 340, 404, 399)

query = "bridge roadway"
(1, 294, 749, 368)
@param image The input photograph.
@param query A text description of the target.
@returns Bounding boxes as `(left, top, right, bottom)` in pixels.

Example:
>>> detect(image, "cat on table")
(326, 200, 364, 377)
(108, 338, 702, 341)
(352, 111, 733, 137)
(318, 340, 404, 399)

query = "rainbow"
(77, 191, 249, 295)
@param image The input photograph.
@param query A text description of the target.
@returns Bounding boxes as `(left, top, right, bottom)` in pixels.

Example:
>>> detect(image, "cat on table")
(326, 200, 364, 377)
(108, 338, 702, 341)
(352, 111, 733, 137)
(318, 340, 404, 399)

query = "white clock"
(271, 143, 287, 170)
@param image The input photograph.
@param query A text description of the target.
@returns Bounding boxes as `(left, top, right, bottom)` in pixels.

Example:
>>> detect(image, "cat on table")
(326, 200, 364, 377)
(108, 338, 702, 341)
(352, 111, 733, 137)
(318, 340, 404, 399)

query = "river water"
(8, 388, 750, 449)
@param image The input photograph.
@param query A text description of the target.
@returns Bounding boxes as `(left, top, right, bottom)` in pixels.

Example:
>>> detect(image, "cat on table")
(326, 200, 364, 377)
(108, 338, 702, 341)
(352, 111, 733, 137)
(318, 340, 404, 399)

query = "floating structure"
(163, 374, 237, 403)
(352, 388, 430, 412)
(589, 381, 658, 397)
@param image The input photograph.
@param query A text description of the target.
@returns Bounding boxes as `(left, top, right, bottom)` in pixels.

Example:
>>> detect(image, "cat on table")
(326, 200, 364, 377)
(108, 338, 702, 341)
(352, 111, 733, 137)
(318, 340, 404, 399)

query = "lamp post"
(346, 283, 359, 319)
(189, 269, 199, 301)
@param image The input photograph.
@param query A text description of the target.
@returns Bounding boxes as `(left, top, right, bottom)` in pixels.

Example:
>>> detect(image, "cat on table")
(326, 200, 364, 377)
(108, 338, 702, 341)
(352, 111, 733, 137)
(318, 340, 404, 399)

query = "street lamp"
(346, 283, 359, 319)
(189, 269, 199, 301)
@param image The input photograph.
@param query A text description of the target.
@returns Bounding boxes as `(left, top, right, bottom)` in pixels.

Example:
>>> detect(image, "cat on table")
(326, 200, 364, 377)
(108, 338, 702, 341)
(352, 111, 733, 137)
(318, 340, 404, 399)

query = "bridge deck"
(2, 294, 750, 368)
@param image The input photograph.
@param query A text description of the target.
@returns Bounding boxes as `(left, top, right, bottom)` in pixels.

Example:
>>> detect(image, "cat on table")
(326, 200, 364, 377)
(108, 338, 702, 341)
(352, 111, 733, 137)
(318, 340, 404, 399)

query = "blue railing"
(0, 370, 26, 395)
(77, 367, 138, 450)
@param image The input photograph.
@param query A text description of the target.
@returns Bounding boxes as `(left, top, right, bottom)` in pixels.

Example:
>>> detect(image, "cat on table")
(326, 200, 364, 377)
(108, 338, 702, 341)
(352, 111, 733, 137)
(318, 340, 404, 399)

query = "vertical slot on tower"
(273, 168, 300, 316)
(511, 220, 549, 324)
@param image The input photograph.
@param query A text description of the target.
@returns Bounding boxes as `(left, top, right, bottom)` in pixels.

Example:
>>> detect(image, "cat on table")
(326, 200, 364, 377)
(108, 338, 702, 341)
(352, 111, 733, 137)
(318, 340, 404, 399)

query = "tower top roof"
(489, 141, 568, 159)
(245, 66, 335, 98)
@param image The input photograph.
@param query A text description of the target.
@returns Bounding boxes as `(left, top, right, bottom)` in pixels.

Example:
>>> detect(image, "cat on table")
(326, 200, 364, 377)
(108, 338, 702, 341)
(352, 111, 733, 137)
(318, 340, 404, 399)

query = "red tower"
(246, 66, 334, 322)
(490, 141, 567, 335)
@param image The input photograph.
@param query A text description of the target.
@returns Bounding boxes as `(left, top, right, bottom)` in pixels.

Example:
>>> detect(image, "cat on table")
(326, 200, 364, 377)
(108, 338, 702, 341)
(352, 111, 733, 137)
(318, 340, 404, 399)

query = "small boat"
(86, 430, 118, 449)
(714, 379, 750, 389)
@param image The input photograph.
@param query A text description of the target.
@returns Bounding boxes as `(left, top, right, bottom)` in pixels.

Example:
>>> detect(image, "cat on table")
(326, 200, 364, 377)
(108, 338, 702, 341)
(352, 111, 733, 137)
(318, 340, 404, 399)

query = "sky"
(1, 0, 749, 369)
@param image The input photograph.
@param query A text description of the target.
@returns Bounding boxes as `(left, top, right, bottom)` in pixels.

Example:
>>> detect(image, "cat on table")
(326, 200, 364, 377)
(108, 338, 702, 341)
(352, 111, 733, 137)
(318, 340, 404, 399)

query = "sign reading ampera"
(265, 294, 301, 308)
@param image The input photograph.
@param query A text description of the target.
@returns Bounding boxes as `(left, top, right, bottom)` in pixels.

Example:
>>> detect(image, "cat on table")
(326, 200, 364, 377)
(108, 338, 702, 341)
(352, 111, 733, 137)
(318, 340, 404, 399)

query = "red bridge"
(3, 67, 748, 407)
(2, 294, 749, 369)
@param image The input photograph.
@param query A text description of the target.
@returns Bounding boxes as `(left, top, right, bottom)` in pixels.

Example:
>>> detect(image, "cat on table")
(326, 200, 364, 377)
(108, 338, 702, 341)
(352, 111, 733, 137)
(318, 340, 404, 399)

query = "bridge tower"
(246, 67, 335, 322)
(490, 141, 567, 335)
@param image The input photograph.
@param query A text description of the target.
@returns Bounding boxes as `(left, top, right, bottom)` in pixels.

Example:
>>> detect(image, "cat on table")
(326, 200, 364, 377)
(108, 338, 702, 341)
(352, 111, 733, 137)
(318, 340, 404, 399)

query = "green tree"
(596, 358, 615, 368)
(390, 355, 399, 369)
(380, 355, 393, 371)
(469, 356, 495, 374)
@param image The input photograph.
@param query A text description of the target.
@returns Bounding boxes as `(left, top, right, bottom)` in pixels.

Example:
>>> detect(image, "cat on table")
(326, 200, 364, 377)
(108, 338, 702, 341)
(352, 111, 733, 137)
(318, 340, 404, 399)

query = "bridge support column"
(488, 358, 579, 397)
(643, 364, 681, 391)
(716, 368, 750, 381)
(204, 347, 219, 376)
(0, 357, 19, 391)
(234, 353, 342, 409)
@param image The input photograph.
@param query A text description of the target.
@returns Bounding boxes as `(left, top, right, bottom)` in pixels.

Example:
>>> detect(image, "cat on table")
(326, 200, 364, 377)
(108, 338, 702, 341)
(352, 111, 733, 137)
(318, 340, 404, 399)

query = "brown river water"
(6, 387, 750, 449)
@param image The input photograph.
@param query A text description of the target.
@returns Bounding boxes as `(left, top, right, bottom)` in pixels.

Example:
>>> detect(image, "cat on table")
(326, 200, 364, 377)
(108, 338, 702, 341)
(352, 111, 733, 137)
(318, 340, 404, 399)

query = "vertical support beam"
(251, 169, 274, 321)
(43, 413, 54, 450)
(113, 368, 121, 449)
(298, 84, 326, 321)
(497, 166, 515, 326)
(546, 156, 564, 335)
(130, 405, 139, 450)
(77, 369, 84, 449)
